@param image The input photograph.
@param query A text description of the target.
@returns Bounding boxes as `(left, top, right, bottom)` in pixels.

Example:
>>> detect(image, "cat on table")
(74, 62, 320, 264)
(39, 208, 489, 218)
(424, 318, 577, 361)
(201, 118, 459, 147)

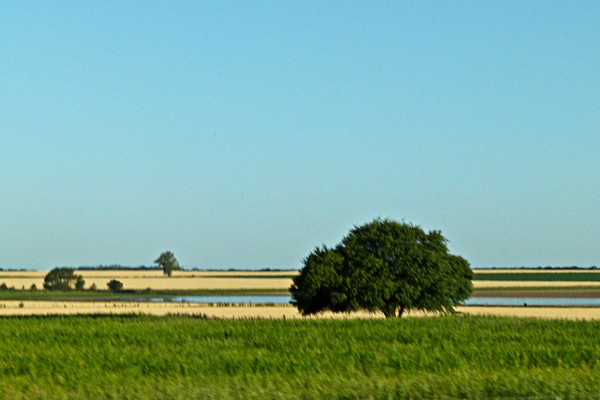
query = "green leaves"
(290, 247, 350, 315)
(291, 218, 473, 317)
(154, 251, 181, 277)
(107, 280, 124, 293)
(43, 268, 85, 291)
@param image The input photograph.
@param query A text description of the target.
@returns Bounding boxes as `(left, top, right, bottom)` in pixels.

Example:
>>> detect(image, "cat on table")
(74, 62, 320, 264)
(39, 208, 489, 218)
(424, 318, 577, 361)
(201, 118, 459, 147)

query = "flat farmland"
(0, 270, 298, 291)
(474, 269, 600, 274)
(2, 300, 600, 320)
(472, 269, 600, 291)
(474, 271, 600, 281)
(3, 269, 600, 291)
(2, 269, 600, 320)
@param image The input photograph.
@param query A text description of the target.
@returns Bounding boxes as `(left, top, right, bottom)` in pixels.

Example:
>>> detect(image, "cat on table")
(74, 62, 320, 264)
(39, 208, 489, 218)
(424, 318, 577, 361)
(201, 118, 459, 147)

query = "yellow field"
(2, 269, 600, 319)
(1, 269, 598, 291)
(0, 270, 297, 290)
(474, 269, 600, 274)
(455, 306, 600, 320)
(472, 281, 600, 288)
(1, 301, 599, 320)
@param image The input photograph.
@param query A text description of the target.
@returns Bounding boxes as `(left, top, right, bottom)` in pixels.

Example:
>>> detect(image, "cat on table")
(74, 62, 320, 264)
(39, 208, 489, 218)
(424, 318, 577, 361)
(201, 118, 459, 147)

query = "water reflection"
(464, 297, 600, 307)
(150, 295, 292, 304)
(145, 295, 600, 307)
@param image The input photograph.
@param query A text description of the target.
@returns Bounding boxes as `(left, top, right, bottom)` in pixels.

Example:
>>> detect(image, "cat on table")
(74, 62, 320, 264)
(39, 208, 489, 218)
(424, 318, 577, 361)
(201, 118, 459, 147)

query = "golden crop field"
(2, 269, 600, 319)
(1, 300, 599, 320)
(2, 269, 599, 291)
(473, 269, 600, 274)
(472, 281, 600, 288)
(0, 270, 298, 290)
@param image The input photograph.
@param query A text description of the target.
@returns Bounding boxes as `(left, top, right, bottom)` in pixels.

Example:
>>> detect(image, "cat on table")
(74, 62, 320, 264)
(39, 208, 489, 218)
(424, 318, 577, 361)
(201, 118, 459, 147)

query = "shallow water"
(145, 295, 600, 307)
(149, 295, 292, 304)
(464, 297, 600, 306)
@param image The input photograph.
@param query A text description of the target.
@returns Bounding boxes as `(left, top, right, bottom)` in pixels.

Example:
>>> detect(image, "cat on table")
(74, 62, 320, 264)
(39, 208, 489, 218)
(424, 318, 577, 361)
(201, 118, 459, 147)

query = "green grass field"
(0, 315, 598, 399)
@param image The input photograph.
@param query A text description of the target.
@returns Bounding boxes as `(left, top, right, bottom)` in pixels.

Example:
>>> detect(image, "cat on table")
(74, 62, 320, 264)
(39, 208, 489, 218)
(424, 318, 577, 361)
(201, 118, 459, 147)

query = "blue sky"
(1, 1, 599, 269)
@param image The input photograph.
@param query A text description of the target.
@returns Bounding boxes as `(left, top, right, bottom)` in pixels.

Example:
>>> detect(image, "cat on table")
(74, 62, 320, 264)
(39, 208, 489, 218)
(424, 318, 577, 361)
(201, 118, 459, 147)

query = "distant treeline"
(1, 265, 597, 272)
(75, 265, 161, 271)
(74, 265, 296, 272)
(0, 265, 596, 272)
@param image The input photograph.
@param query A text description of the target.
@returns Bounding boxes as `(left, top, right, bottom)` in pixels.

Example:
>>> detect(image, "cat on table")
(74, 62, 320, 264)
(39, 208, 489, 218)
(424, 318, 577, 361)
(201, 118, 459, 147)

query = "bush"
(43, 268, 85, 291)
(75, 275, 85, 291)
(107, 280, 124, 293)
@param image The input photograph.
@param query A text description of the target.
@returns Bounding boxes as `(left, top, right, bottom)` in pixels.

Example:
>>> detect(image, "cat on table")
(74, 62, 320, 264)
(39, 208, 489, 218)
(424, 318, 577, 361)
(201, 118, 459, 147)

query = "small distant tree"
(107, 280, 123, 293)
(30, 283, 37, 291)
(0, 283, 7, 291)
(75, 275, 85, 291)
(43, 268, 84, 291)
(89, 283, 97, 292)
(154, 251, 181, 277)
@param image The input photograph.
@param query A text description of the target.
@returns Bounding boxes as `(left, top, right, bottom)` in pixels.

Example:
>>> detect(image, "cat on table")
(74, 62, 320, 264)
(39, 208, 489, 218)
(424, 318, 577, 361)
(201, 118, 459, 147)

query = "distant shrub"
(44, 268, 84, 291)
(75, 275, 85, 291)
(89, 283, 97, 292)
(107, 280, 124, 293)
(0, 283, 7, 291)
(30, 284, 37, 291)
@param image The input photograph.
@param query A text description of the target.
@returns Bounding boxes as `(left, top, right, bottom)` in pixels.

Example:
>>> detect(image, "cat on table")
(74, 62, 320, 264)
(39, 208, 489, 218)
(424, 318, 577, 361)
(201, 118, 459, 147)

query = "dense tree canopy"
(107, 279, 124, 293)
(43, 268, 85, 291)
(154, 251, 181, 277)
(290, 219, 473, 317)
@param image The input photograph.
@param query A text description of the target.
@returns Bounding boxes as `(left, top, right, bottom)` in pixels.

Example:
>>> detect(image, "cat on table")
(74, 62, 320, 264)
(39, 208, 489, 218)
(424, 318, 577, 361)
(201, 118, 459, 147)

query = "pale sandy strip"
(473, 269, 600, 274)
(0, 278, 294, 290)
(0, 270, 299, 281)
(1, 302, 600, 320)
(3, 278, 600, 291)
(92, 277, 294, 290)
(0, 302, 370, 319)
(473, 281, 600, 288)
(455, 306, 600, 320)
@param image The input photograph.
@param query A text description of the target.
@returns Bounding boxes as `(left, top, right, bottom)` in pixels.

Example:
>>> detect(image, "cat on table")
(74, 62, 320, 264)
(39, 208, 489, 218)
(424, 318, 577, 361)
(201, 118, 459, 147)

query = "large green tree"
(43, 267, 85, 291)
(290, 219, 473, 318)
(154, 251, 181, 277)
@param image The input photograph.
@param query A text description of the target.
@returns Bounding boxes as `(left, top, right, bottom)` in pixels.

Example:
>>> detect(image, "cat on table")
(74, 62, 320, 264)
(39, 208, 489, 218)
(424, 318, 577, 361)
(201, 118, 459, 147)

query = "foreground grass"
(0, 315, 599, 399)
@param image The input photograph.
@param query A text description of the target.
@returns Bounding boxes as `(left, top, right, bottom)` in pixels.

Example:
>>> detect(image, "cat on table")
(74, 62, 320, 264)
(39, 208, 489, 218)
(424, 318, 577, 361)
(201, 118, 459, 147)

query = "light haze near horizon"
(1, 2, 599, 270)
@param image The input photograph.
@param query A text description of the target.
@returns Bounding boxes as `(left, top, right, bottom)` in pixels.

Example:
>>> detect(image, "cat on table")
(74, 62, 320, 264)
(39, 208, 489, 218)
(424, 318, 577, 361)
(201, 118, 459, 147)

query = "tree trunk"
(398, 306, 405, 318)
(382, 307, 397, 318)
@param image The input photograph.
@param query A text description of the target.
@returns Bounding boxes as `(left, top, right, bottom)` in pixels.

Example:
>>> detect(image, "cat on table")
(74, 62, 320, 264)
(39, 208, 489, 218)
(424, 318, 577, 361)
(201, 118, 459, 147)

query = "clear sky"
(1, 1, 599, 270)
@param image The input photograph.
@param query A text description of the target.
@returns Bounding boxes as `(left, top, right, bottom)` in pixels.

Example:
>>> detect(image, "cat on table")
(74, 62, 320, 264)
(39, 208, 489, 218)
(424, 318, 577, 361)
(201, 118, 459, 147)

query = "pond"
(149, 295, 292, 304)
(144, 296, 600, 307)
